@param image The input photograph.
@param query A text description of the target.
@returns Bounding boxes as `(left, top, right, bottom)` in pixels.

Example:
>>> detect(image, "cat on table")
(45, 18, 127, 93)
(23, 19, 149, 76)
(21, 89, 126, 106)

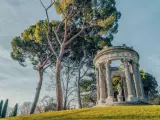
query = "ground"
(3, 106, 160, 120)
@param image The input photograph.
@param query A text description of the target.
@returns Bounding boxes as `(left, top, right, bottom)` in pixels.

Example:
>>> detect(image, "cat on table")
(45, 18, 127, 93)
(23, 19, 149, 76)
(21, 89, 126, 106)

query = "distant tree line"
(0, 99, 18, 118)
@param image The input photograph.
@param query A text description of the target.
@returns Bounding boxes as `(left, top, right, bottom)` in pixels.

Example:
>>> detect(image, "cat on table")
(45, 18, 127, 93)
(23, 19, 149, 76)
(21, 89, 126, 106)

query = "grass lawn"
(2, 106, 160, 120)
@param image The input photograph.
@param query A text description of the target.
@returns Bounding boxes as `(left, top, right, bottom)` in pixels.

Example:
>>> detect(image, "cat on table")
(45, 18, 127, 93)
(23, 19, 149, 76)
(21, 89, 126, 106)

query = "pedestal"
(106, 96, 114, 104)
(98, 99, 106, 106)
(127, 95, 138, 102)
(117, 95, 123, 102)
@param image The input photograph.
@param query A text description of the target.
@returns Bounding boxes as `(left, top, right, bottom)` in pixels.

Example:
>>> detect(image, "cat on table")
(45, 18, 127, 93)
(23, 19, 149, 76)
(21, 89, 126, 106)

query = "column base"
(117, 95, 123, 102)
(97, 99, 106, 106)
(127, 95, 138, 102)
(106, 96, 114, 103)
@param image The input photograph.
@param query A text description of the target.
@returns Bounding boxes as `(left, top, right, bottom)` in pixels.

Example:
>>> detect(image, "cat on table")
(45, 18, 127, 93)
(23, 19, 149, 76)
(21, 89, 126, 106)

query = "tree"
(140, 70, 158, 100)
(12, 103, 18, 117)
(1, 99, 8, 118)
(11, 21, 56, 114)
(9, 103, 18, 117)
(61, 59, 77, 110)
(152, 96, 160, 105)
(80, 72, 97, 107)
(18, 102, 32, 116)
(0, 100, 3, 117)
(46, 60, 77, 110)
(68, 39, 95, 108)
(6, 107, 14, 118)
(39, 0, 121, 110)
(35, 95, 57, 113)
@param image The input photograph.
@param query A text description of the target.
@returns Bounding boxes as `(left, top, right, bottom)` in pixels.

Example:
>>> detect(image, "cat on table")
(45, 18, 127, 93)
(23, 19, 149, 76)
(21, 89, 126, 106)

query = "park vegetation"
(6, 0, 160, 119)
(10, 0, 121, 113)
(2, 106, 160, 120)
(0, 99, 18, 118)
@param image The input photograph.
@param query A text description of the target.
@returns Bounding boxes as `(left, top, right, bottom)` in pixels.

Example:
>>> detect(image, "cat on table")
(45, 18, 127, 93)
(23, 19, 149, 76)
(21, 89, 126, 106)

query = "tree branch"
(40, 0, 58, 58)
(65, 26, 85, 47)
(80, 67, 90, 80)
(67, 89, 76, 97)
(41, 53, 54, 68)
(43, 62, 53, 71)
(52, 27, 62, 45)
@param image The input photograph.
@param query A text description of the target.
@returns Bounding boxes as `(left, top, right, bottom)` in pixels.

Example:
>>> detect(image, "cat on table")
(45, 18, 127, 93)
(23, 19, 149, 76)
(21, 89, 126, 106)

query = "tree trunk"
(64, 85, 68, 110)
(64, 68, 70, 110)
(55, 59, 63, 110)
(30, 69, 43, 114)
(77, 67, 82, 108)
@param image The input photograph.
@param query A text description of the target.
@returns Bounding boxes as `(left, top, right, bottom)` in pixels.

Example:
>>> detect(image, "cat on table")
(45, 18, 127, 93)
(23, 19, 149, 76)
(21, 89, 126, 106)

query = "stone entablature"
(94, 45, 139, 67)
(94, 45, 147, 106)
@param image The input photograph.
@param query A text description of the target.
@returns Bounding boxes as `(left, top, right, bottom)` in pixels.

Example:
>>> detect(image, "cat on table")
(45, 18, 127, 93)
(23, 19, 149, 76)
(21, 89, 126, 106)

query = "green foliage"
(140, 70, 158, 100)
(1, 99, 8, 118)
(0, 100, 3, 117)
(11, 20, 58, 70)
(80, 73, 97, 107)
(112, 76, 122, 92)
(11, 103, 18, 117)
(54, 0, 121, 49)
(151, 96, 160, 105)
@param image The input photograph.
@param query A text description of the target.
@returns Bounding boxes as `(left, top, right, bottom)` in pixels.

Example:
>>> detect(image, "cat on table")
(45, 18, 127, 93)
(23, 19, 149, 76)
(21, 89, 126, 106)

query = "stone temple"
(94, 44, 147, 106)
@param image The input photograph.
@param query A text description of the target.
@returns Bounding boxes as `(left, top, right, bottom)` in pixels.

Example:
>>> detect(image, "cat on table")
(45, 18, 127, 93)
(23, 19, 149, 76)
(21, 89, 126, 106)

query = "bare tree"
(18, 102, 32, 116)
(76, 61, 91, 108)
(46, 59, 77, 110)
(35, 95, 56, 113)
(61, 59, 77, 110)
(39, 0, 94, 110)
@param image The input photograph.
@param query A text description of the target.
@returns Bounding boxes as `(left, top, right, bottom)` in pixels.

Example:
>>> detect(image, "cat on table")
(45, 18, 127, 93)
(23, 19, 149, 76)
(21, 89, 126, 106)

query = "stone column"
(132, 62, 141, 98)
(95, 67, 100, 104)
(137, 63, 147, 101)
(122, 77, 128, 101)
(98, 64, 107, 105)
(105, 60, 114, 103)
(122, 59, 137, 102)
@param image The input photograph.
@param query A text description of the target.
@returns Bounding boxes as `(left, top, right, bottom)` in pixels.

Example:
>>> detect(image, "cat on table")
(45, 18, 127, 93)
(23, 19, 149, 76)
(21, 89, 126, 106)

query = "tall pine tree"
(12, 103, 18, 117)
(1, 99, 8, 118)
(0, 100, 3, 117)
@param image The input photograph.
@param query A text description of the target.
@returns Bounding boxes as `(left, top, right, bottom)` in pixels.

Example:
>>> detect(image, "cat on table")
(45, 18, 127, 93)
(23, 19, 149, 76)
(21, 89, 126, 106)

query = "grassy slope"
(3, 106, 160, 120)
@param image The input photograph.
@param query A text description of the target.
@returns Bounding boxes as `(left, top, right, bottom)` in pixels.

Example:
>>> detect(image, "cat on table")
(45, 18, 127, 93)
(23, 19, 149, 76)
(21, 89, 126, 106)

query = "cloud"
(0, 0, 58, 106)
(0, 0, 160, 107)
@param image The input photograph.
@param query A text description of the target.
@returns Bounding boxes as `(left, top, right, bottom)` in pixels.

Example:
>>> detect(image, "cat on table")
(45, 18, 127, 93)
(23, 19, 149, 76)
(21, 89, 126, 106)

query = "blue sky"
(114, 0, 160, 83)
(0, 0, 159, 106)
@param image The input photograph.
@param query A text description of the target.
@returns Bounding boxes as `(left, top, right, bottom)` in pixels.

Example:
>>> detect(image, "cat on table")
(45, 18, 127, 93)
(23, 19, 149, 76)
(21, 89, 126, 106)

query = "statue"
(117, 83, 123, 102)
(117, 83, 122, 96)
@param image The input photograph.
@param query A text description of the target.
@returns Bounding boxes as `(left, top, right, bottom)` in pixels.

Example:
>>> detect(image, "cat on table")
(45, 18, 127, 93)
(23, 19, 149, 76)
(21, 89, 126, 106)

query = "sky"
(0, 0, 160, 107)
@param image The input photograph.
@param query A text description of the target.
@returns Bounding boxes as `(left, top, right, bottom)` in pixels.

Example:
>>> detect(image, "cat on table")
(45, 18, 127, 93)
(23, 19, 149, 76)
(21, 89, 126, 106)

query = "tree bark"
(30, 69, 43, 114)
(64, 80, 69, 110)
(55, 59, 63, 110)
(64, 67, 69, 110)
(77, 67, 82, 108)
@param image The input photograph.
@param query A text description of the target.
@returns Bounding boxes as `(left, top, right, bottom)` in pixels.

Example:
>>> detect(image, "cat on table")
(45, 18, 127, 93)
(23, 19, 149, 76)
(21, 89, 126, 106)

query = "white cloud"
(0, 0, 58, 107)
(0, 0, 160, 107)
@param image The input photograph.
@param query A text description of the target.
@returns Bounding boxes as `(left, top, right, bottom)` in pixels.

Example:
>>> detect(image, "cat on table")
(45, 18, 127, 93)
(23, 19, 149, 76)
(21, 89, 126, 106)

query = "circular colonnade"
(94, 44, 147, 106)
